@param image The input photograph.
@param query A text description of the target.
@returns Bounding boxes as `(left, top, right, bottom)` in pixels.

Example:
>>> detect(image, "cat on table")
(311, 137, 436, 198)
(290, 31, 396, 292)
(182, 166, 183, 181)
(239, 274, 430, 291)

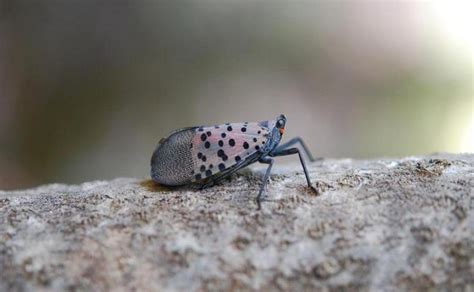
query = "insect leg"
(273, 137, 320, 162)
(270, 148, 319, 195)
(199, 173, 228, 190)
(199, 158, 256, 190)
(256, 157, 274, 210)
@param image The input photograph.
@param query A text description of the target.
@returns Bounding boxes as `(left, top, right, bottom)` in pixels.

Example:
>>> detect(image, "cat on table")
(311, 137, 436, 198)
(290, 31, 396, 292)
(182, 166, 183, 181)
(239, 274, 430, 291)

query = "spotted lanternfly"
(150, 114, 318, 208)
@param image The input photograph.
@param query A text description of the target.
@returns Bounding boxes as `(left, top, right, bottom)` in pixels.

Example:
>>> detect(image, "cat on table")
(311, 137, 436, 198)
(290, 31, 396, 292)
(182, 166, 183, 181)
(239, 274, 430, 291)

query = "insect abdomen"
(150, 128, 195, 186)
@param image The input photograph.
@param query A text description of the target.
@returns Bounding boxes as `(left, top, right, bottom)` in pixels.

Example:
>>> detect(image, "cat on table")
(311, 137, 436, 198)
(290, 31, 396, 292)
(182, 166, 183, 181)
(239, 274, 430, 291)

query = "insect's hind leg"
(256, 157, 274, 210)
(270, 147, 318, 195)
(273, 137, 320, 162)
(199, 164, 245, 190)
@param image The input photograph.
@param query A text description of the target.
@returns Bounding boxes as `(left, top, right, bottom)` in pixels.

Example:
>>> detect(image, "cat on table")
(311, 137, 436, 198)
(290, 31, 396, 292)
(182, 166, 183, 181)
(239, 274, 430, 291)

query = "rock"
(0, 154, 473, 291)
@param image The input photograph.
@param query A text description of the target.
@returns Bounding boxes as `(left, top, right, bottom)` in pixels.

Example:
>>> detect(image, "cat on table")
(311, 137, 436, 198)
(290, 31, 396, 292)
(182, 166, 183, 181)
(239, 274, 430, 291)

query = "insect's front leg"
(256, 157, 274, 210)
(269, 147, 319, 195)
(273, 137, 321, 162)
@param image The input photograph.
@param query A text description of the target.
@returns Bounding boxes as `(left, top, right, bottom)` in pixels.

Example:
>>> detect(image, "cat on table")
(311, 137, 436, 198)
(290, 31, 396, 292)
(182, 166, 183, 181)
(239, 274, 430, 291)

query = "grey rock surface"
(1, 154, 473, 291)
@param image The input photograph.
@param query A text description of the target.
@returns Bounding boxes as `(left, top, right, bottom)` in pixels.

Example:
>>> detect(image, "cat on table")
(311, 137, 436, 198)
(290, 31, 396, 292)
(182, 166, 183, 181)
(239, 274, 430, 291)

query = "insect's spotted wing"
(190, 122, 271, 182)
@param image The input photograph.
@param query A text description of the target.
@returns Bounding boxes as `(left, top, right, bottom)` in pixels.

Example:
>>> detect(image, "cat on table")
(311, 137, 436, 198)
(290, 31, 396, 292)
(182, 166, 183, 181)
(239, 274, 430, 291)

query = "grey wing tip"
(150, 127, 196, 186)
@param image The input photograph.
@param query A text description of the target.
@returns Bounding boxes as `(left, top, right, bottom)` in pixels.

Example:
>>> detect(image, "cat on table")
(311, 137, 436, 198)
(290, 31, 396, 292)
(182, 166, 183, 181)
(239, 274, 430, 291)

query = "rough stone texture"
(0, 154, 473, 291)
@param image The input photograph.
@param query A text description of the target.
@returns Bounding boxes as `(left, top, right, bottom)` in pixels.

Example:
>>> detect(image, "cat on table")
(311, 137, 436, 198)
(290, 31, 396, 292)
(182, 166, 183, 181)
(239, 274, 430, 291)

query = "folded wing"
(190, 122, 271, 181)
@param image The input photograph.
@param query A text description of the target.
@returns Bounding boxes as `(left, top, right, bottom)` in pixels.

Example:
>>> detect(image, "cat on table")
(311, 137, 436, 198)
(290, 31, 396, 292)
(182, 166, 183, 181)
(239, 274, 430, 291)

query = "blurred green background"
(0, 1, 472, 189)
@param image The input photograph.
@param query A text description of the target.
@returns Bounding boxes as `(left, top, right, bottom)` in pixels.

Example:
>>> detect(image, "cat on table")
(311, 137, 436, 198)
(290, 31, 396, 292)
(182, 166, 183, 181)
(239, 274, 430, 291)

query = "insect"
(150, 114, 318, 208)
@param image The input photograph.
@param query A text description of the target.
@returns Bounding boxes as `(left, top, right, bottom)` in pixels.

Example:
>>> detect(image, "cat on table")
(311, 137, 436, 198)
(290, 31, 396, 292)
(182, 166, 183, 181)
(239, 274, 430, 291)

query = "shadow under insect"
(139, 179, 178, 192)
(140, 173, 231, 192)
